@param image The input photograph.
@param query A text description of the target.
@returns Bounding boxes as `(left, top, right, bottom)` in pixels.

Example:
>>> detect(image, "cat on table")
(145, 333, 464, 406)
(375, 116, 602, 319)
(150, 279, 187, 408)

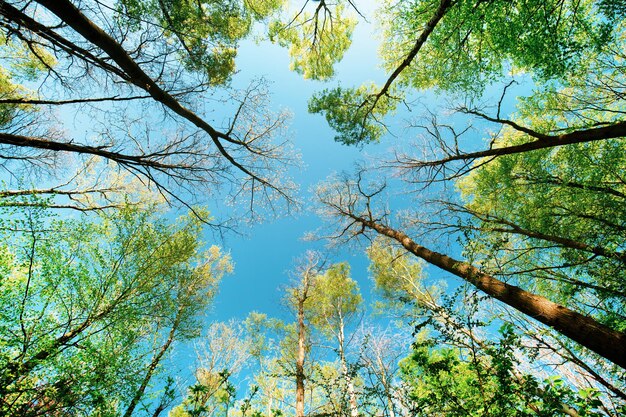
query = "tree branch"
(350, 214, 626, 369)
(404, 118, 626, 169)
(34, 0, 277, 192)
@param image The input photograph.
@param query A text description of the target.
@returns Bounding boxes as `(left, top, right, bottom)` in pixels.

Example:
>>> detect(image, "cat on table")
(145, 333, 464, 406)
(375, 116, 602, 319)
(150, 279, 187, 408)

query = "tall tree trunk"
(350, 215, 626, 369)
(338, 319, 359, 417)
(374, 354, 395, 417)
(293, 258, 318, 417)
(122, 308, 183, 417)
(296, 298, 306, 417)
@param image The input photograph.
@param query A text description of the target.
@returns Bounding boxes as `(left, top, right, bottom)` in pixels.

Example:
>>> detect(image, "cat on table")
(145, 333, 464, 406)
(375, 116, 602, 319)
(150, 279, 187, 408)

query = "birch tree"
(308, 263, 363, 417)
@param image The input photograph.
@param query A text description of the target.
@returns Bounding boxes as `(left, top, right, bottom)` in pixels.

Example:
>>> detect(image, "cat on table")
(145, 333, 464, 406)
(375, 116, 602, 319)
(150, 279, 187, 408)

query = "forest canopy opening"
(0, 0, 625, 416)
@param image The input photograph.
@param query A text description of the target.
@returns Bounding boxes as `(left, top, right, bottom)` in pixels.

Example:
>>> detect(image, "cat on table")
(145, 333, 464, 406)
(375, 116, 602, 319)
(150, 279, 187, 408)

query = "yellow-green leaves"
(244, 0, 286, 21)
(456, 93, 626, 323)
(0, 33, 56, 82)
(307, 263, 363, 338)
(118, 0, 286, 85)
(269, 3, 356, 80)
(310, 0, 625, 146)
(0, 34, 53, 126)
(367, 238, 426, 303)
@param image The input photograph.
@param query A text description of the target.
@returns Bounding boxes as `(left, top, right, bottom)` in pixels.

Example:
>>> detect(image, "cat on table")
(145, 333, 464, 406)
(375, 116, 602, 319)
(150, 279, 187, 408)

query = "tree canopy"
(0, 203, 232, 415)
(1, 0, 625, 416)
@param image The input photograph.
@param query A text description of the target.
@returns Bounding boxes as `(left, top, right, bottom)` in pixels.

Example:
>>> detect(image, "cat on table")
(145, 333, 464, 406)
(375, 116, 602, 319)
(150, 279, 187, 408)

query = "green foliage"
(380, 0, 616, 94)
(306, 0, 626, 146)
(457, 128, 626, 327)
(308, 84, 398, 144)
(117, 0, 285, 84)
(367, 237, 428, 306)
(400, 324, 605, 416)
(306, 263, 363, 339)
(0, 33, 56, 82)
(446, 8, 626, 330)
(0, 203, 231, 416)
(172, 370, 236, 417)
(269, 2, 356, 80)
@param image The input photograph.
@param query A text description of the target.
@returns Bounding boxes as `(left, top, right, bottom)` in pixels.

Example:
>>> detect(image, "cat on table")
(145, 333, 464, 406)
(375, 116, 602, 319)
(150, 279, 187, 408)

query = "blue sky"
(208, 11, 391, 321)
(203, 9, 524, 322)
(167, 0, 532, 385)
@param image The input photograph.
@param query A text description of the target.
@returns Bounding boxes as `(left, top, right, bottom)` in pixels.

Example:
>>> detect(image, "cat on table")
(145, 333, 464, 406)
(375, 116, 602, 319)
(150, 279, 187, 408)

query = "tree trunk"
(352, 215, 626, 369)
(296, 298, 306, 417)
(293, 259, 318, 417)
(374, 355, 395, 417)
(338, 320, 359, 417)
(122, 308, 183, 417)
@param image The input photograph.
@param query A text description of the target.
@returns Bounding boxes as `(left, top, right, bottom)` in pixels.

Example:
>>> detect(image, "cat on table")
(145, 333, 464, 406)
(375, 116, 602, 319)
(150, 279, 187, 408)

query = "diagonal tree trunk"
(415, 115, 626, 168)
(122, 307, 184, 417)
(31, 0, 273, 187)
(348, 214, 626, 369)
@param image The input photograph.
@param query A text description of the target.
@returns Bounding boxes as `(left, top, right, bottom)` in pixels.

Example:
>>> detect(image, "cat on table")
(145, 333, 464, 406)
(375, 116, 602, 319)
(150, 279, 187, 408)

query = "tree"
(451, 121, 626, 318)
(0, 202, 232, 416)
(0, 0, 296, 220)
(296, 0, 626, 405)
(268, 0, 358, 80)
(367, 237, 624, 415)
(308, 263, 364, 417)
(210, 259, 368, 417)
(314, 173, 626, 369)
(308, 0, 625, 146)
(171, 321, 253, 417)
(356, 326, 407, 417)
(398, 324, 609, 417)
(283, 252, 324, 417)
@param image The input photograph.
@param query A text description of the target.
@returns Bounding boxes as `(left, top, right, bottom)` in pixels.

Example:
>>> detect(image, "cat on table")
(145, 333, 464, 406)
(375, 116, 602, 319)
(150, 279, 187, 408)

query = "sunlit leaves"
(269, 2, 356, 80)
(367, 238, 428, 305)
(380, 0, 615, 95)
(306, 262, 362, 339)
(244, 0, 286, 21)
(308, 84, 398, 144)
(0, 33, 56, 82)
(399, 325, 606, 416)
(310, 0, 626, 146)
(0, 204, 231, 415)
(117, 0, 285, 85)
(0, 33, 53, 126)
(457, 108, 626, 326)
